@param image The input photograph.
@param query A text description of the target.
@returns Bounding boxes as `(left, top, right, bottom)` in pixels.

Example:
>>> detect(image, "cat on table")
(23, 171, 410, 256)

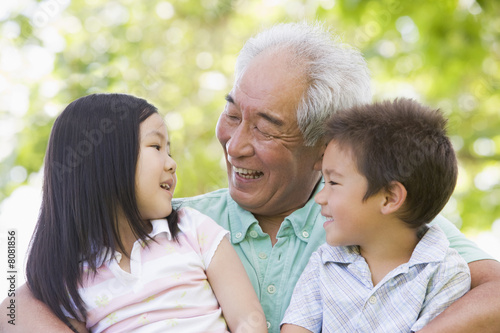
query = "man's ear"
(313, 141, 327, 172)
(380, 181, 407, 215)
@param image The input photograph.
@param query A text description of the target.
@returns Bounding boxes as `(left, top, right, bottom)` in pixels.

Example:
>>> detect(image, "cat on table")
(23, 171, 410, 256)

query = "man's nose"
(226, 123, 254, 158)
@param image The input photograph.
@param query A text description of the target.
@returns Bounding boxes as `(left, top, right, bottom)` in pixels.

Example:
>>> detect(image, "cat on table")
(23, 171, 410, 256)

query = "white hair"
(235, 22, 372, 146)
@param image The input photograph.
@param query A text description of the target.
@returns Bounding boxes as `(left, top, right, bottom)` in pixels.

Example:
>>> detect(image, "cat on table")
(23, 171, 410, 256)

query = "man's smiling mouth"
(233, 166, 264, 179)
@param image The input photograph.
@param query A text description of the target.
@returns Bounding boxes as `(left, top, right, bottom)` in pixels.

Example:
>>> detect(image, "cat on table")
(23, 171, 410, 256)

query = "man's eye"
(227, 114, 240, 121)
(255, 127, 272, 138)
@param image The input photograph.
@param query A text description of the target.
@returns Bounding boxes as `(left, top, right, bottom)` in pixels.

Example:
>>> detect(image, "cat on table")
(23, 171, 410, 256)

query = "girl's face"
(135, 113, 177, 221)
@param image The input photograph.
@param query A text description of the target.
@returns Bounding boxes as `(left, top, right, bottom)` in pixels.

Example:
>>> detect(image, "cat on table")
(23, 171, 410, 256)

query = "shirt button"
(235, 232, 242, 239)
(249, 230, 258, 238)
(266, 321, 271, 329)
(302, 230, 309, 238)
(267, 285, 276, 294)
(369, 296, 377, 304)
(258, 252, 267, 259)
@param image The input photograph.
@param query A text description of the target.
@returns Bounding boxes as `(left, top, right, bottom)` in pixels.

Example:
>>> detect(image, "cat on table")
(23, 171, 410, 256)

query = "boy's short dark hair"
(325, 98, 458, 228)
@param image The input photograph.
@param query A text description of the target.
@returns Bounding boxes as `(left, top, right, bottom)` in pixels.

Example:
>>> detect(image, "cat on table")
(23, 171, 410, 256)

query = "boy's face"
(315, 140, 385, 247)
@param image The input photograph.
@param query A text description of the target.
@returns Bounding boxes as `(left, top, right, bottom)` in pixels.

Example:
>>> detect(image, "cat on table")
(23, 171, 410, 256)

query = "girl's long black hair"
(26, 93, 179, 331)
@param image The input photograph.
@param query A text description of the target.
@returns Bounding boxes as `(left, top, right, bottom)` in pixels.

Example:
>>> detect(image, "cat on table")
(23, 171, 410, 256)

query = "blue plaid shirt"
(282, 225, 471, 333)
(176, 183, 489, 333)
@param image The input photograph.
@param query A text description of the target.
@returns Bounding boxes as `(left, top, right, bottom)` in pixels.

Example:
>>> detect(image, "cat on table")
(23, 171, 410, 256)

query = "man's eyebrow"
(257, 112, 284, 127)
(225, 93, 284, 126)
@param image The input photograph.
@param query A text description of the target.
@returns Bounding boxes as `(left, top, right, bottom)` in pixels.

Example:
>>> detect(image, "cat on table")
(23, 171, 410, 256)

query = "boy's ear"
(380, 181, 407, 215)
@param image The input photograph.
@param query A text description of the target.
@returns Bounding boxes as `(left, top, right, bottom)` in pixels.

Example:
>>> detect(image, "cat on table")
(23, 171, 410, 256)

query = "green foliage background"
(1, 0, 499, 233)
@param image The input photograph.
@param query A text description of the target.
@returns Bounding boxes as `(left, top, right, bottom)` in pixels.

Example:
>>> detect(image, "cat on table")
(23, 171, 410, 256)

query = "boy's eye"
(329, 181, 339, 186)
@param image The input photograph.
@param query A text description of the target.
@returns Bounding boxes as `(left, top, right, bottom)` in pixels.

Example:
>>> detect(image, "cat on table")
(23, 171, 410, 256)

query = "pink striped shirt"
(75, 207, 230, 333)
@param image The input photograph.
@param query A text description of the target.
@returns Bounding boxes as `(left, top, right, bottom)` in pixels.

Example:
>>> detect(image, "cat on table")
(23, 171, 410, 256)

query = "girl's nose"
(165, 155, 177, 173)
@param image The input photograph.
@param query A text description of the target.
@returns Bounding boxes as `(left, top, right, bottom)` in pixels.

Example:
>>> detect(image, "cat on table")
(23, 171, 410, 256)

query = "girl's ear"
(380, 181, 407, 215)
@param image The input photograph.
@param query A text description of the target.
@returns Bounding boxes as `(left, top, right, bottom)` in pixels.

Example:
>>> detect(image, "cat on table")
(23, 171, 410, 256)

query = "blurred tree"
(0, 0, 498, 233)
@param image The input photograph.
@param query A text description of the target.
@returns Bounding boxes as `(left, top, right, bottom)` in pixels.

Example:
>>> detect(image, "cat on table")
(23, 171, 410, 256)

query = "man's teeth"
(233, 167, 263, 179)
(160, 183, 170, 190)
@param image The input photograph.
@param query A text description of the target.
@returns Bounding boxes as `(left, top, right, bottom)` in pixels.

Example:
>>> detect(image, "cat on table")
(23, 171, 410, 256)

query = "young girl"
(26, 93, 267, 333)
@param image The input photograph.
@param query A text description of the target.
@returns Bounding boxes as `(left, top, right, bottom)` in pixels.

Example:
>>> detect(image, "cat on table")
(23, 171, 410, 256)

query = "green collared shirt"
(174, 181, 491, 333)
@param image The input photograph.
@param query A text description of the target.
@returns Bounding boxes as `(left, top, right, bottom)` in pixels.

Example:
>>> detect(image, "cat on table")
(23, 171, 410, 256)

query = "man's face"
(216, 51, 323, 218)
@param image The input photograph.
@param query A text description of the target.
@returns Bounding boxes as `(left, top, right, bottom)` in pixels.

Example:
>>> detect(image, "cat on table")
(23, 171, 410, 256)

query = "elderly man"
(4, 22, 500, 333)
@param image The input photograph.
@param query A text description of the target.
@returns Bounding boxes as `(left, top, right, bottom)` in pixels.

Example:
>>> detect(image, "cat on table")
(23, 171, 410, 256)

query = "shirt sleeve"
(281, 250, 323, 333)
(410, 248, 471, 332)
(179, 207, 229, 268)
(430, 214, 493, 263)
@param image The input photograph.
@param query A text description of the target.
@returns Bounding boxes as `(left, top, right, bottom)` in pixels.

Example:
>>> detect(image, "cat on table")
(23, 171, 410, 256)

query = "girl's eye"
(152, 145, 161, 151)
(329, 181, 339, 186)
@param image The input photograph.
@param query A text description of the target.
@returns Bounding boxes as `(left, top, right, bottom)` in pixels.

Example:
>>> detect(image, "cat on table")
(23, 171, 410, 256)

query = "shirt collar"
(226, 178, 324, 244)
(321, 245, 361, 264)
(149, 218, 174, 240)
(227, 198, 259, 244)
(286, 179, 324, 242)
(91, 218, 173, 265)
(408, 224, 449, 265)
(321, 225, 449, 266)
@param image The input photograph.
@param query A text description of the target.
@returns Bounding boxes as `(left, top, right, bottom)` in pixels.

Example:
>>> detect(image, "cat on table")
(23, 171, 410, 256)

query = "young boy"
(281, 98, 471, 333)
